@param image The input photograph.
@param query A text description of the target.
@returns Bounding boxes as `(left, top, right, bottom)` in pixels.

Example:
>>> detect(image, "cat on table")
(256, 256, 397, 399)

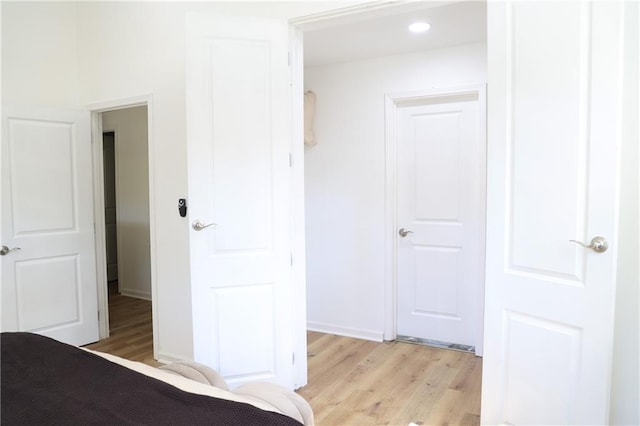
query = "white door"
(186, 13, 298, 389)
(482, 1, 625, 424)
(1, 106, 99, 346)
(396, 92, 485, 349)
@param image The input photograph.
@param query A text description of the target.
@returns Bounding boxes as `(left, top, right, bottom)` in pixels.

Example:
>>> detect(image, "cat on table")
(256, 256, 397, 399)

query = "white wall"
(102, 106, 152, 301)
(610, 2, 639, 424)
(304, 43, 487, 340)
(1, 2, 81, 107)
(1, 0, 358, 362)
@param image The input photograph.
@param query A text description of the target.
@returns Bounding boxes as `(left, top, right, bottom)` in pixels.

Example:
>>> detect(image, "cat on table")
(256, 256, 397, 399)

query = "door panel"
(186, 13, 296, 389)
(10, 119, 76, 233)
(482, 2, 623, 424)
(16, 255, 81, 330)
(510, 1, 589, 280)
(208, 38, 273, 252)
(396, 94, 484, 348)
(211, 284, 276, 381)
(1, 106, 99, 346)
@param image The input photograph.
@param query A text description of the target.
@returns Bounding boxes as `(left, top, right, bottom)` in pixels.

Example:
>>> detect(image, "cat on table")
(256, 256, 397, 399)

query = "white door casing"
(481, 2, 624, 424)
(88, 96, 156, 348)
(394, 89, 486, 349)
(288, 24, 309, 389)
(186, 13, 298, 389)
(1, 106, 99, 346)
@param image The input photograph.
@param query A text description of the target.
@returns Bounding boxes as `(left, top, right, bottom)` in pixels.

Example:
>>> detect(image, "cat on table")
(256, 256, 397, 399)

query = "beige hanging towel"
(304, 91, 317, 146)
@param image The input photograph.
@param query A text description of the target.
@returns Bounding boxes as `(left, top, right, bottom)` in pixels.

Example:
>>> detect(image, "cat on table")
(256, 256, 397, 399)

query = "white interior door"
(1, 106, 99, 346)
(396, 91, 485, 349)
(186, 13, 298, 389)
(482, 2, 624, 424)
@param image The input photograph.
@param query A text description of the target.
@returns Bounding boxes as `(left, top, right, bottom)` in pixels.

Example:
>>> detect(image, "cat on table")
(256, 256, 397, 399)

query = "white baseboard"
(156, 351, 189, 365)
(307, 321, 383, 342)
(119, 289, 152, 301)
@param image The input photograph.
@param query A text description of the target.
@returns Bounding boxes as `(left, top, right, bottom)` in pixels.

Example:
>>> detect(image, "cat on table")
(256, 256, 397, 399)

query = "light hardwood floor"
(86, 294, 482, 425)
(298, 332, 482, 426)
(85, 292, 161, 367)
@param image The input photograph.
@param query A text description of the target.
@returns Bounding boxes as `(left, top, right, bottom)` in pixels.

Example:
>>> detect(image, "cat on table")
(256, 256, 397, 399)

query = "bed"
(1, 332, 313, 425)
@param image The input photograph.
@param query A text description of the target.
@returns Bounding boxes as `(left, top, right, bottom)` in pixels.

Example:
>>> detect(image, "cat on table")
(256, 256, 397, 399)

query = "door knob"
(0, 246, 21, 256)
(569, 236, 608, 253)
(192, 220, 217, 231)
(398, 228, 414, 238)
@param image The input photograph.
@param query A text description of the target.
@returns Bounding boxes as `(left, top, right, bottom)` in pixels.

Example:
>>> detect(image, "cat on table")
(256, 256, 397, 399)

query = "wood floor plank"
(86, 295, 483, 425)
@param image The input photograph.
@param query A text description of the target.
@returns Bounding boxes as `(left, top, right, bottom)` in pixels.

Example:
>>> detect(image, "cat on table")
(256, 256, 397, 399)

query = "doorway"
(101, 106, 151, 302)
(91, 99, 157, 360)
(387, 87, 486, 353)
(299, 2, 487, 346)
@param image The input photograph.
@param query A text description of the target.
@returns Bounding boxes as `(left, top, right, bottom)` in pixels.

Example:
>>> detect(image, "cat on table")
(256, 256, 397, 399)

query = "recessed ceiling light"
(409, 22, 431, 33)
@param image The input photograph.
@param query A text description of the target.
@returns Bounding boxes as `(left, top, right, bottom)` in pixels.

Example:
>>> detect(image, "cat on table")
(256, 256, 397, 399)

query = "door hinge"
(288, 52, 291, 67)
(292, 352, 295, 365)
(289, 152, 293, 167)
(290, 253, 293, 267)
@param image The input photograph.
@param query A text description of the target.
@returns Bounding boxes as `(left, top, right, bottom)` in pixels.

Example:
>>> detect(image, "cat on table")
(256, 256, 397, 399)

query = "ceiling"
(303, 1, 487, 67)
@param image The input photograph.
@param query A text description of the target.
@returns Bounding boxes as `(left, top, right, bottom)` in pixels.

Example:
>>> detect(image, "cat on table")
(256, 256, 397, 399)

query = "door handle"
(398, 228, 414, 238)
(569, 236, 608, 253)
(192, 220, 217, 231)
(0, 246, 21, 256)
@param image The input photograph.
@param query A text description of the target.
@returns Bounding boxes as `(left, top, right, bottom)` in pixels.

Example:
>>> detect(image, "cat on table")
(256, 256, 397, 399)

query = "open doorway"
(88, 101, 157, 365)
(101, 106, 151, 301)
(295, 3, 486, 423)
(300, 1, 487, 347)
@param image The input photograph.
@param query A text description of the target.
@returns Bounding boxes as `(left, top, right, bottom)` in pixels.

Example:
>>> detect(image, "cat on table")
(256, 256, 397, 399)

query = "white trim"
(290, 1, 450, 30)
(307, 321, 384, 342)
(156, 351, 188, 365)
(87, 95, 150, 113)
(91, 113, 109, 339)
(383, 94, 398, 341)
(476, 85, 487, 357)
(120, 289, 152, 301)
(383, 84, 487, 352)
(89, 94, 159, 361)
(288, 24, 308, 390)
(290, 1, 397, 26)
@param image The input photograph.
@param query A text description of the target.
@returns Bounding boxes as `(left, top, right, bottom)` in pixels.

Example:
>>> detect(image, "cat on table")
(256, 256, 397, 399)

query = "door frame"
(383, 85, 487, 354)
(88, 95, 158, 359)
(289, 24, 308, 388)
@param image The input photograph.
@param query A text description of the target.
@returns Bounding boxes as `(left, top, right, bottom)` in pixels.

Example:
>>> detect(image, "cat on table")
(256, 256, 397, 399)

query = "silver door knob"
(569, 236, 608, 253)
(0, 246, 21, 256)
(398, 228, 414, 238)
(192, 220, 217, 231)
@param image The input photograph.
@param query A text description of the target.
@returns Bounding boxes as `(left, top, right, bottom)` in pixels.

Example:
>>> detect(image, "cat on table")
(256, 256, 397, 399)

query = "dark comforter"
(1, 332, 301, 425)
